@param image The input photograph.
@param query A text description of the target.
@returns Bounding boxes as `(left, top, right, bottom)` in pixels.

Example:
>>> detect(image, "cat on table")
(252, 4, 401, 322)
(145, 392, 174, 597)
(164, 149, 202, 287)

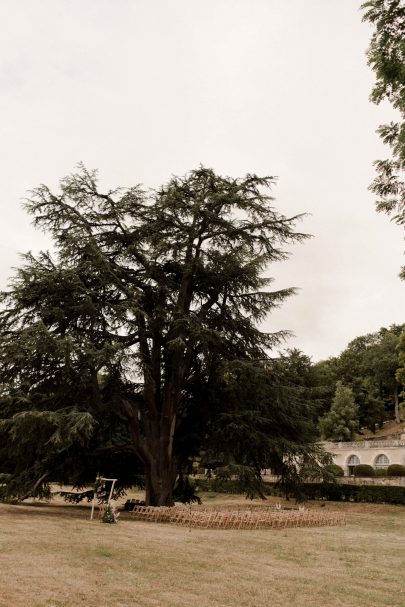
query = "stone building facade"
(324, 439, 405, 475)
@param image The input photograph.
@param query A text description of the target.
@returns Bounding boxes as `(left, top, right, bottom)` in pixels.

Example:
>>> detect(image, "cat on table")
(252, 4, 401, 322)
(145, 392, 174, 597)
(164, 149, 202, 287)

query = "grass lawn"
(0, 493, 404, 607)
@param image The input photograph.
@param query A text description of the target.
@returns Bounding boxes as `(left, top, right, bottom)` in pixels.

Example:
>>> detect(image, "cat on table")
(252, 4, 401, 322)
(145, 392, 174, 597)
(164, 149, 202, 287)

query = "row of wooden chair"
(130, 505, 345, 529)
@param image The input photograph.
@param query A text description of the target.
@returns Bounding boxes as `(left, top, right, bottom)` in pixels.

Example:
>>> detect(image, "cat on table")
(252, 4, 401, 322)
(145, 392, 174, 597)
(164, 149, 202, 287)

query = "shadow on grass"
(0, 501, 92, 520)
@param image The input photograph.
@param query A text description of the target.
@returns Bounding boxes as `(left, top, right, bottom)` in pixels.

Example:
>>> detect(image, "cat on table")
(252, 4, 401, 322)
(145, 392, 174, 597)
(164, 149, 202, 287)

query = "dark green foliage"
(214, 464, 268, 500)
(58, 482, 128, 504)
(354, 464, 375, 477)
(342, 326, 404, 426)
(374, 468, 388, 477)
(204, 356, 331, 499)
(301, 482, 405, 505)
(0, 165, 312, 506)
(387, 463, 405, 476)
(271, 349, 326, 424)
(319, 382, 359, 440)
(312, 358, 340, 419)
(197, 479, 405, 505)
(362, 0, 405, 278)
(0, 468, 51, 502)
(396, 331, 405, 407)
(58, 490, 95, 503)
(196, 477, 274, 496)
(360, 327, 404, 423)
(173, 475, 201, 504)
(323, 464, 345, 477)
(317, 325, 404, 431)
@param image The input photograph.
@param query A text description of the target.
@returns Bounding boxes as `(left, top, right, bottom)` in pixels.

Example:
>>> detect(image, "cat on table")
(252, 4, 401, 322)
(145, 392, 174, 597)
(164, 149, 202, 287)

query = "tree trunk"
(123, 396, 177, 507)
(136, 305, 186, 506)
(145, 458, 176, 506)
(141, 399, 178, 507)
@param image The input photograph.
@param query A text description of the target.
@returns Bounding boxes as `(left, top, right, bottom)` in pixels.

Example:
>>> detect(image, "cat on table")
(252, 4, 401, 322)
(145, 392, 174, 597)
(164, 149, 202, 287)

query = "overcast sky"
(0, 0, 403, 362)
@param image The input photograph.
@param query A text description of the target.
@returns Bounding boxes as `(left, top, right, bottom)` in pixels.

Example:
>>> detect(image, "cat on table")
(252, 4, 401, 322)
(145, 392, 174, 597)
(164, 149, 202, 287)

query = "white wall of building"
(324, 440, 405, 475)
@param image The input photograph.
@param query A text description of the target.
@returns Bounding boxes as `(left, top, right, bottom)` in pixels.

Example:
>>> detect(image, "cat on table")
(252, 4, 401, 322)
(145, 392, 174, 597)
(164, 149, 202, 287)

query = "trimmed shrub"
(196, 479, 405, 505)
(301, 483, 405, 505)
(196, 478, 267, 495)
(353, 464, 375, 477)
(374, 468, 388, 477)
(324, 464, 344, 477)
(387, 464, 405, 477)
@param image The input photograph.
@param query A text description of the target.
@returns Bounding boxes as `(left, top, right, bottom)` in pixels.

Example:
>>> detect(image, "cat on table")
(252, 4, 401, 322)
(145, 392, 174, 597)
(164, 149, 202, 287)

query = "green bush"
(196, 478, 405, 505)
(374, 468, 388, 477)
(353, 464, 375, 477)
(196, 478, 267, 495)
(387, 464, 405, 477)
(301, 483, 405, 505)
(324, 464, 344, 477)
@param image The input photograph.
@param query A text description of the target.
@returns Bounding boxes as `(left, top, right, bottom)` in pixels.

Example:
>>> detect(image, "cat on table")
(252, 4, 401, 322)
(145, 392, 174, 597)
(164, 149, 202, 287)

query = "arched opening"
(347, 454, 360, 475)
(374, 454, 389, 468)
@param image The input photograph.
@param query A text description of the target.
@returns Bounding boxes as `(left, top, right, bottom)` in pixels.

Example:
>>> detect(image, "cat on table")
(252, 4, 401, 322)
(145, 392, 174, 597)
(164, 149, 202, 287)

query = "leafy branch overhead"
(362, 0, 405, 277)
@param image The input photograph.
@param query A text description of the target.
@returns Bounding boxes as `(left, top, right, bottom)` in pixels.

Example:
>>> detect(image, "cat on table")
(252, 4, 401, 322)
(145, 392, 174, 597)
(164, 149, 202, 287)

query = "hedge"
(353, 464, 375, 477)
(301, 483, 405, 505)
(374, 468, 388, 477)
(196, 478, 273, 495)
(387, 464, 405, 477)
(195, 479, 405, 505)
(324, 464, 344, 477)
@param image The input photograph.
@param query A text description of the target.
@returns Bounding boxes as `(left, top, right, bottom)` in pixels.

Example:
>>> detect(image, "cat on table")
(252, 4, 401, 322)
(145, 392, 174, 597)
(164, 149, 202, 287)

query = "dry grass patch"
(0, 495, 404, 607)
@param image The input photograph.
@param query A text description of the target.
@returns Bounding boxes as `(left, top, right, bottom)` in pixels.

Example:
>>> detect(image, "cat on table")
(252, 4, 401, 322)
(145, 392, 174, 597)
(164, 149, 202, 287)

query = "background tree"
(329, 325, 403, 429)
(319, 382, 359, 441)
(362, 0, 405, 278)
(362, 326, 404, 422)
(312, 357, 340, 420)
(205, 355, 330, 498)
(396, 329, 405, 416)
(335, 332, 386, 430)
(0, 165, 311, 506)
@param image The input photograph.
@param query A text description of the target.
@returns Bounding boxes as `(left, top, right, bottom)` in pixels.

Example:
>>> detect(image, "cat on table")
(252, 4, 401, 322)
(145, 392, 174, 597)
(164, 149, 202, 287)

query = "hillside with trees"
(315, 324, 404, 439)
